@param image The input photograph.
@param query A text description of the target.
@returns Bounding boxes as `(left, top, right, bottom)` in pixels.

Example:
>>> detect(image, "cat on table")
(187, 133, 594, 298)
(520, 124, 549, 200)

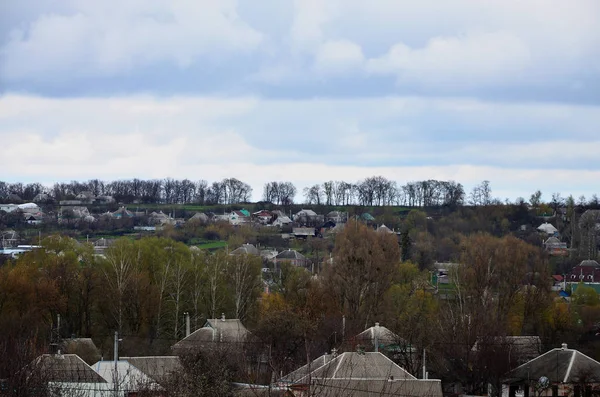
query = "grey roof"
(173, 318, 249, 351)
(120, 356, 181, 384)
(579, 259, 600, 268)
(355, 324, 400, 347)
(297, 209, 318, 217)
(34, 354, 107, 383)
(503, 346, 600, 384)
(276, 249, 306, 260)
(376, 224, 394, 234)
(61, 338, 101, 364)
(310, 379, 443, 397)
(472, 336, 542, 363)
(279, 352, 416, 384)
(230, 244, 260, 256)
(189, 212, 209, 222)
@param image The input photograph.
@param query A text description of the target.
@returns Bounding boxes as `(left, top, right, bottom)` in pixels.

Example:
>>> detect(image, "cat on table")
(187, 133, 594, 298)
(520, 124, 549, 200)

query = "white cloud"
(1, 0, 263, 80)
(1, 94, 600, 201)
(313, 39, 364, 74)
(366, 31, 532, 85)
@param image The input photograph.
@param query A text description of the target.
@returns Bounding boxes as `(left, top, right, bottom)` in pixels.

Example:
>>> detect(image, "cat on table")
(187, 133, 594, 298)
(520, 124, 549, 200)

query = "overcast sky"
(1, 0, 600, 202)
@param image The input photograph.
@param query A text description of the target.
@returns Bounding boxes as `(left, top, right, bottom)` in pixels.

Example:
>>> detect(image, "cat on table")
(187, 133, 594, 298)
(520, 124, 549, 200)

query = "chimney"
(185, 312, 191, 337)
(562, 343, 568, 350)
(221, 313, 226, 321)
(374, 322, 379, 353)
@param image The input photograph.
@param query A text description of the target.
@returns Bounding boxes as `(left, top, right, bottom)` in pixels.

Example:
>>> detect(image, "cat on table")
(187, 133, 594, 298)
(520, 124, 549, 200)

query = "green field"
(196, 241, 228, 250)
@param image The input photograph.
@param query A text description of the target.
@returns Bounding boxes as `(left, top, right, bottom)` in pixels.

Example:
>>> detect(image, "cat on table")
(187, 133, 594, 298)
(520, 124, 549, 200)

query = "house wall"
(502, 383, 599, 397)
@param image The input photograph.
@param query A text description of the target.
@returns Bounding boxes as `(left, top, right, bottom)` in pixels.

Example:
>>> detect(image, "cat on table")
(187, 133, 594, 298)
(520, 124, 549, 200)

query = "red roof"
(552, 275, 564, 282)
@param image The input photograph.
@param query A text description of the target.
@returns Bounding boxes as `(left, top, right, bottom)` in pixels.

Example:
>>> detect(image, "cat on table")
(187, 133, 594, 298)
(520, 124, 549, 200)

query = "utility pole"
(114, 331, 122, 397)
(422, 348, 427, 379)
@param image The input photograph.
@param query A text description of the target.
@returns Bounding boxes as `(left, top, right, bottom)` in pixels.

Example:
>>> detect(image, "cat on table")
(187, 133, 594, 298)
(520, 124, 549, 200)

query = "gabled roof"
(172, 318, 250, 351)
(34, 354, 106, 383)
(503, 345, 600, 384)
(120, 356, 181, 384)
(189, 212, 209, 222)
(376, 224, 394, 234)
(537, 222, 558, 234)
(92, 360, 160, 391)
(279, 352, 416, 385)
(578, 259, 600, 268)
(296, 209, 318, 217)
(355, 324, 400, 347)
(276, 249, 306, 261)
(230, 244, 260, 256)
(473, 336, 542, 363)
(361, 213, 375, 221)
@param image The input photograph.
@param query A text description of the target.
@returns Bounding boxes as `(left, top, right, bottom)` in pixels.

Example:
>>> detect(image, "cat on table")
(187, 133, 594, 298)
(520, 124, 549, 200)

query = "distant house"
(149, 211, 175, 226)
(75, 191, 95, 203)
(567, 259, 600, 283)
(61, 338, 102, 365)
(472, 336, 542, 367)
(376, 224, 394, 234)
(189, 212, 209, 224)
(292, 227, 316, 239)
(294, 209, 322, 226)
(95, 195, 115, 204)
(355, 323, 414, 354)
(275, 249, 309, 268)
(111, 207, 134, 219)
(545, 236, 568, 256)
(361, 213, 375, 223)
(253, 210, 273, 225)
(327, 211, 348, 224)
(272, 215, 293, 227)
(230, 243, 260, 256)
(277, 351, 442, 397)
(33, 193, 52, 203)
(537, 222, 558, 235)
(230, 210, 251, 226)
(172, 315, 250, 354)
(502, 343, 600, 397)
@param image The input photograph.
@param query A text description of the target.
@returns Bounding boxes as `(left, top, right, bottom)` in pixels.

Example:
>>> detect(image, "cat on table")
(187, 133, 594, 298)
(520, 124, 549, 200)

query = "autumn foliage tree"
(323, 219, 400, 333)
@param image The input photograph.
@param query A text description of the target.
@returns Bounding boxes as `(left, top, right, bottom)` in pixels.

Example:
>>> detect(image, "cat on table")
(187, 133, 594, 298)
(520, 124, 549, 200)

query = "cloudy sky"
(1, 0, 600, 202)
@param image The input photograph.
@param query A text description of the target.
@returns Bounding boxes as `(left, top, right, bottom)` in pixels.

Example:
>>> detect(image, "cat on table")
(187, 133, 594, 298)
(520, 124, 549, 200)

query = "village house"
(326, 211, 348, 224)
(502, 343, 600, 397)
(274, 249, 309, 268)
(567, 259, 600, 283)
(172, 314, 250, 354)
(545, 236, 568, 256)
(253, 210, 273, 225)
(294, 209, 322, 226)
(276, 350, 442, 397)
(230, 243, 261, 256)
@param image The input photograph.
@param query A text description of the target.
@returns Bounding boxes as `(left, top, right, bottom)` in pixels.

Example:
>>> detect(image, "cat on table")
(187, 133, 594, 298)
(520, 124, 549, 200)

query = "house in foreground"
(502, 343, 600, 397)
(277, 351, 442, 397)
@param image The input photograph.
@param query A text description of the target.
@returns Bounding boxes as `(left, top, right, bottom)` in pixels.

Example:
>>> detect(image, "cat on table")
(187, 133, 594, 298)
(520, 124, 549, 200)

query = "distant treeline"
(1, 178, 598, 208)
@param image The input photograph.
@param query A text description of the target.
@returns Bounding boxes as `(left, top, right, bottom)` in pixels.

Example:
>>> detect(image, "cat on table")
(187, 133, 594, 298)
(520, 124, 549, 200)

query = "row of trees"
(3, 178, 600, 210)
(0, 178, 253, 205)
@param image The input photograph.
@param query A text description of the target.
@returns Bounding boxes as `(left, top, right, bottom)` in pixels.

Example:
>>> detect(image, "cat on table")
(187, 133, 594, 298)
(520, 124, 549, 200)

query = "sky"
(1, 0, 600, 202)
